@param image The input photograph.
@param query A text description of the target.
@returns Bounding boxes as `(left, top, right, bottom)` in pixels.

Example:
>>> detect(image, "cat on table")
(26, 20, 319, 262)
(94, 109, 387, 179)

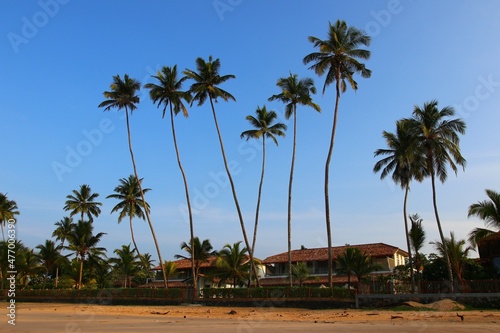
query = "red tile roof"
(262, 243, 407, 264)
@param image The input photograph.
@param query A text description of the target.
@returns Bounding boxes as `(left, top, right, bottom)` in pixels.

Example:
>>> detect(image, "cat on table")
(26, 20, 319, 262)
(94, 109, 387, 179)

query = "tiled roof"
(262, 243, 408, 264)
(152, 255, 259, 271)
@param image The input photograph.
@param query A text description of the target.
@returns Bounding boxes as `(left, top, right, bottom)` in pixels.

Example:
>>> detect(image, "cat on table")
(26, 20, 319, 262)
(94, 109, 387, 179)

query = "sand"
(1, 301, 499, 333)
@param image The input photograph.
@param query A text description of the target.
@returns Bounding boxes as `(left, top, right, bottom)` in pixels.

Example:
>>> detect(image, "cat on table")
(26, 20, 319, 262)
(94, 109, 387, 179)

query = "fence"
(358, 279, 500, 294)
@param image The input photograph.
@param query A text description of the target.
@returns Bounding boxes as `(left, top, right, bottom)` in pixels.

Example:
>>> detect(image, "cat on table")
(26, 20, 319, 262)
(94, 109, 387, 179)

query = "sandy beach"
(1, 301, 499, 333)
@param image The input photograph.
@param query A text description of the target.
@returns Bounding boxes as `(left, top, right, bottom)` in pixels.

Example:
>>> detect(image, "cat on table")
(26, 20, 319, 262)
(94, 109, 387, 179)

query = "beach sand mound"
(405, 298, 465, 311)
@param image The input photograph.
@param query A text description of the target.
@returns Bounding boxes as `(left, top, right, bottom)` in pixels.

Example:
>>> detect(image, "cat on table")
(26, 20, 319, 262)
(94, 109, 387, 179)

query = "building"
(260, 243, 408, 287)
(478, 233, 500, 274)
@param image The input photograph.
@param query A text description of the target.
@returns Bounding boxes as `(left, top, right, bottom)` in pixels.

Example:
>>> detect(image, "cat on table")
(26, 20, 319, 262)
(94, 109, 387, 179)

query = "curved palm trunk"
(324, 74, 341, 289)
(287, 106, 297, 287)
(403, 185, 416, 293)
(249, 136, 267, 287)
(169, 105, 197, 298)
(208, 98, 260, 287)
(129, 216, 141, 259)
(124, 109, 168, 289)
(430, 170, 454, 293)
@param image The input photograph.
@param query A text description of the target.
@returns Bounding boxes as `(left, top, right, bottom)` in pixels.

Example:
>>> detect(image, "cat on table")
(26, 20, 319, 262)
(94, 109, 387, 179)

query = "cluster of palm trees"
(374, 100, 467, 292)
(91, 19, 374, 290)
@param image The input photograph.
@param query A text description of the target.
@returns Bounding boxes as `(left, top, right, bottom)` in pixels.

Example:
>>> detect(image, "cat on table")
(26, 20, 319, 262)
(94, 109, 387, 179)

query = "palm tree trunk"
(78, 258, 84, 290)
(129, 216, 142, 259)
(208, 98, 260, 287)
(403, 185, 416, 293)
(124, 108, 168, 289)
(430, 171, 454, 293)
(249, 136, 266, 288)
(54, 239, 65, 288)
(287, 106, 297, 287)
(169, 105, 197, 299)
(324, 74, 341, 289)
(1, 223, 5, 241)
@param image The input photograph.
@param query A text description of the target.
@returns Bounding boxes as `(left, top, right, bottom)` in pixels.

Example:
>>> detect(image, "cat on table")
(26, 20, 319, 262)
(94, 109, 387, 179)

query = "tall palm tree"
(467, 189, 500, 247)
(0, 193, 20, 241)
(240, 105, 287, 285)
(304, 20, 371, 288)
(212, 241, 254, 287)
(99, 74, 168, 289)
(406, 100, 466, 292)
(268, 73, 320, 286)
(373, 120, 425, 293)
(409, 213, 426, 285)
(106, 175, 151, 259)
(109, 244, 140, 288)
(184, 56, 259, 285)
(63, 184, 102, 223)
(52, 216, 74, 288)
(431, 232, 473, 285)
(175, 237, 214, 285)
(144, 65, 197, 295)
(65, 220, 106, 289)
(35, 239, 62, 289)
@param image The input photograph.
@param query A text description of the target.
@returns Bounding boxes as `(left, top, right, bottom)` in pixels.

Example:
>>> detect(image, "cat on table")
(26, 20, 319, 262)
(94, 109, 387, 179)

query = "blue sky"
(1, 1, 499, 264)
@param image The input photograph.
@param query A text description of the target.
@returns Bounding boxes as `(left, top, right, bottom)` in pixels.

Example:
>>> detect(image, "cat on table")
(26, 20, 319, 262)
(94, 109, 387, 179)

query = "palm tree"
(99, 74, 168, 289)
(467, 189, 500, 247)
(336, 247, 358, 290)
(373, 120, 425, 293)
(109, 244, 140, 288)
(175, 237, 214, 285)
(304, 20, 371, 288)
(184, 56, 258, 285)
(240, 105, 287, 286)
(35, 239, 62, 289)
(144, 65, 197, 294)
(52, 216, 74, 288)
(107, 175, 151, 259)
(268, 73, 320, 286)
(162, 261, 178, 288)
(291, 262, 318, 287)
(406, 100, 466, 292)
(65, 220, 106, 289)
(431, 232, 473, 286)
(409, 213, 426, 283)
(212, 241, 255, 287)
(0, 193, 20, 241)
(63, 184, 102, 223)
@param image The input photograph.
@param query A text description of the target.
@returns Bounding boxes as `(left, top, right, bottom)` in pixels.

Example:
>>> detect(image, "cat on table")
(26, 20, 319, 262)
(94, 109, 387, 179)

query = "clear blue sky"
(1, 1, 499, 264)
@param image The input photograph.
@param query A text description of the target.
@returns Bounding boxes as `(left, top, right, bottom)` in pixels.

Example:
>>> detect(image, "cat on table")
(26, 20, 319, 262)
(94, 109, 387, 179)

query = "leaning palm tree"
(63, 184, 102, 223)
(106, 175, 151, 259)
(65, 220, 106, 289)
(99, 74, 168, 289)
(268, 73, 320, 286)
(406, 100, 466, 292)
(240, 105, 287, 285)
(52, 216, 74, 287)
(431, 232, 473, 286)
(144, 65, 196, 295)
(373, 120, 425, 293)
(0, 193, 20, 241)
(304, 20, 371, 288)
(467, 189, 500, 247)
(184, 56, 258, 285)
